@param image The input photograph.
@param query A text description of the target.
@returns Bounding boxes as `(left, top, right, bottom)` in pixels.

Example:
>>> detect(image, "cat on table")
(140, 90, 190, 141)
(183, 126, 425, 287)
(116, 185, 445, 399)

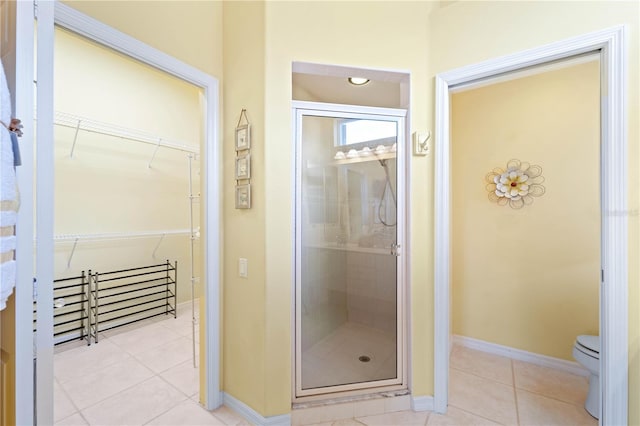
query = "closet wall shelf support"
(148, 138, 162, 169)
(53, 111, 199, 156)
(69, 119, 82, 158)
(152, 234, 166, 259)
(67, 237, 80, 269)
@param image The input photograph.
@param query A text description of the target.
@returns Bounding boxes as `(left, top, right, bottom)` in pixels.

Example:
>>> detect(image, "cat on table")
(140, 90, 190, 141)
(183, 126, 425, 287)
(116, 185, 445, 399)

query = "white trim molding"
(452, 335, 589, 378)
(434, 25, 628, 426)
(50, 1, 222, 411)
(223, 393, 292, 426)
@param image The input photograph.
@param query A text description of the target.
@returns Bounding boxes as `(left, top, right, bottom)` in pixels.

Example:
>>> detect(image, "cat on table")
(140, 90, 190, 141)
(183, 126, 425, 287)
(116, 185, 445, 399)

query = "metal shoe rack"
(35, 260, 177, 345)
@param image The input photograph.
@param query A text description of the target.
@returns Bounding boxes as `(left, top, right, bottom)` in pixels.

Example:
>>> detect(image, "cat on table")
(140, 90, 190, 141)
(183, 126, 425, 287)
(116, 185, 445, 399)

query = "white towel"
(0, 59, 17, 311)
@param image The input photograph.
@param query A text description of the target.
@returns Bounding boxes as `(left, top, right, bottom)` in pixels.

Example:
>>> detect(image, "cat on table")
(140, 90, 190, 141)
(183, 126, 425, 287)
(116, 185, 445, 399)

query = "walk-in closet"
(50, 27, 203, 423)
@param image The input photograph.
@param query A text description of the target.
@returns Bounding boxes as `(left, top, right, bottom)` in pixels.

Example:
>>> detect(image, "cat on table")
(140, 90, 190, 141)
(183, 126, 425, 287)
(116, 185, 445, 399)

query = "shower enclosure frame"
(293, 101, 408, 400)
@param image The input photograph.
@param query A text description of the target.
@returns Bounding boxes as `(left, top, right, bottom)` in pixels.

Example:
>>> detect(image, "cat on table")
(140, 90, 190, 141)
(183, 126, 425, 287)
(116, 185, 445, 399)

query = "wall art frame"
(235, 153, 251, 180)
(235, 183, 251, 209)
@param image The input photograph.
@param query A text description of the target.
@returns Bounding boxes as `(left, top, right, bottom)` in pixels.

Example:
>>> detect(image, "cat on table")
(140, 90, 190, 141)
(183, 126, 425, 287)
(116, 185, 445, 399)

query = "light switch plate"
(239, 258, 248, 278)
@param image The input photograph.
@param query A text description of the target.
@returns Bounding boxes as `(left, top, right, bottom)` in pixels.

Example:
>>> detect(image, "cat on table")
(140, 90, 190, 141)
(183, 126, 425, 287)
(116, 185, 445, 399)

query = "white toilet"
(572, 335, 600, 419)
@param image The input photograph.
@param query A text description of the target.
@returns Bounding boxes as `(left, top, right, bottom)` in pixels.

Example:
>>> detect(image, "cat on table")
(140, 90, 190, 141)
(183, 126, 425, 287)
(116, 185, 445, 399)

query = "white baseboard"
(411, 396, 434, 412)
(223, 392, 291, 426)
(452, 335, 589, 377)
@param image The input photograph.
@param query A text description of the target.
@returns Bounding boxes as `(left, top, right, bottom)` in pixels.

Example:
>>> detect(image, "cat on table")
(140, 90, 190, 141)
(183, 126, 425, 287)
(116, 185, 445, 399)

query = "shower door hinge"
(33, 0, 38, 19)
(601, 269, 604, 283)
(391, 243, 401, 256)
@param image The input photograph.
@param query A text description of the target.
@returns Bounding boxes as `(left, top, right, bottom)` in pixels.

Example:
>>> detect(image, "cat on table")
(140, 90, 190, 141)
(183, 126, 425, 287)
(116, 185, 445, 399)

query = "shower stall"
(294, 102, 406, 399)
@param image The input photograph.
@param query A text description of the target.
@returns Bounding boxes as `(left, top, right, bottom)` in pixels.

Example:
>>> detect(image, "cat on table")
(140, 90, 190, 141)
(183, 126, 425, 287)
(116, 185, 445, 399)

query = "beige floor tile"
(55, 412, 89, 426)
(513, 360, 589, 405)
(426, 407, 500, 425)
(54, 379, 78, 422)
(81, 376, 187, 425)
(450, 344, 513, 386)
(59, 355, 153, 410)
(145, 399, 225, 425)
(134, 336, 194, 373)
(160, 360, 200, 397)
(159, 314, 198, 338)
(108, 322, 183, 355)
(356, 410, 429, 425)
(517, 389, 598, 425)
(54, 338, 129, 383)
(210, 405, 248, 425)
(449, 369, 518, 425)
(331, 419, 367, 426)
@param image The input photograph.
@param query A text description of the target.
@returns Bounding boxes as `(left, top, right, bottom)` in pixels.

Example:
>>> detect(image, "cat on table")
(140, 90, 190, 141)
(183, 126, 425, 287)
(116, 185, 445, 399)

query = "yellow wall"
(222, 1, 268, 414)
(429, 1, 639, 422)
(451, 61, 600, 361)
(263, 1, 434, 414)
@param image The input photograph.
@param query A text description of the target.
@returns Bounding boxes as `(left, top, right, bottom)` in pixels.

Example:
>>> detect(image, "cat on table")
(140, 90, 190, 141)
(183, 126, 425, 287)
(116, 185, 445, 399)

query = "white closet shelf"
(53, 229, 195, 242)
(54, 111, 200, 155)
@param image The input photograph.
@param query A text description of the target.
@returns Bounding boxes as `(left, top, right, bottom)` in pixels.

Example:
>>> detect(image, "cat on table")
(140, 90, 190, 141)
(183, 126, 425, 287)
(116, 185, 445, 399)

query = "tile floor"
(297, 344, 597, 426)
(55, 306, 597, 426)
(301, 322, 396, 389)
(54, 302, 248, 425)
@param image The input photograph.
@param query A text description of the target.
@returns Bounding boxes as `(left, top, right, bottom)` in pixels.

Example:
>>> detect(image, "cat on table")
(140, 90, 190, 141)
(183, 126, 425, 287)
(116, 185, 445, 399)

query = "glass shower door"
(294, 103, 406, 398)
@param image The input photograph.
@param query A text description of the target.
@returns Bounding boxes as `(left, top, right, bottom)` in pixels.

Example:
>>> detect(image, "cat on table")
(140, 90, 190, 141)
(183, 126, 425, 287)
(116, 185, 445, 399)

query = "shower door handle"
(390, 243, 401, 256)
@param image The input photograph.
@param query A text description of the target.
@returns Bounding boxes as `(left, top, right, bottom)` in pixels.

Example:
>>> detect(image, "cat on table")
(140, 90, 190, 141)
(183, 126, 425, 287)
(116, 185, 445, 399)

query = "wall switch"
(239, 258, 248, 278)
(413, 131, 431, 156)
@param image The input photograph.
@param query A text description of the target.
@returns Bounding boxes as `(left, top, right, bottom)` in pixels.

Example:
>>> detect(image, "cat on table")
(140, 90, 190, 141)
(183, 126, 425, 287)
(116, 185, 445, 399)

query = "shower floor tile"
(302, 322, 397, 390)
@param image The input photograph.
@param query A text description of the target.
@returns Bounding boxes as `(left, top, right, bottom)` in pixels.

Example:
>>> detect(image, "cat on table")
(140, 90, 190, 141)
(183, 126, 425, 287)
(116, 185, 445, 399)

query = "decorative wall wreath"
(485, 159, 545, 209)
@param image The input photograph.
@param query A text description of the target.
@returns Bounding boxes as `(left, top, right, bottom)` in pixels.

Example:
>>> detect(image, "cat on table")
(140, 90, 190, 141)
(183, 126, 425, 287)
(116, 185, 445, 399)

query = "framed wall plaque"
(235, 184, 251, 209)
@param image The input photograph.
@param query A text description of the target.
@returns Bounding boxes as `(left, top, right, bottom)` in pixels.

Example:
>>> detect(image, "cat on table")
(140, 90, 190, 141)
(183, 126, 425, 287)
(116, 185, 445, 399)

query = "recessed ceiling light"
(348, 77, 370, 86)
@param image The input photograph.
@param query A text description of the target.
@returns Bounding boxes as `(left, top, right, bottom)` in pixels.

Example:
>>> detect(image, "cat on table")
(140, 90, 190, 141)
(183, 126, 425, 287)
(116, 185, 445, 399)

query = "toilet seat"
(575, 335, 600, 359)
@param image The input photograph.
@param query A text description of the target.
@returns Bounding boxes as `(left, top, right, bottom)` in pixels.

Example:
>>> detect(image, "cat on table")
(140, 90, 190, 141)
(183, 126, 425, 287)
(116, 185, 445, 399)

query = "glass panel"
(299, 114, 398, 391)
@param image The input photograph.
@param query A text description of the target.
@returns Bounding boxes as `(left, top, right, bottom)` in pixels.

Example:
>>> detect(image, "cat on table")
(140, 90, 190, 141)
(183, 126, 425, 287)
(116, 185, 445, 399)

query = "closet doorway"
(50, 26, 205, 423)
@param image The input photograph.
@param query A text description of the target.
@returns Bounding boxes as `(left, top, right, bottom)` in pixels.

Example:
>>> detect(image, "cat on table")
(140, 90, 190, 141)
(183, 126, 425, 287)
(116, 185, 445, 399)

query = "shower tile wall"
(346, 251, 396, 335)
(301, 248, 396, 351)
(301, 247, 347, 351)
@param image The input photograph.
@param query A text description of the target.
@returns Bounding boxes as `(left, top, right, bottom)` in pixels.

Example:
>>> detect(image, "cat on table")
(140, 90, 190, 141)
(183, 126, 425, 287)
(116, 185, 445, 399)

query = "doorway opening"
(448, 54, 600, 425)
(434, 26, 628, 426)
(49, 26, 204, 423)
(22, 3, 222, 424)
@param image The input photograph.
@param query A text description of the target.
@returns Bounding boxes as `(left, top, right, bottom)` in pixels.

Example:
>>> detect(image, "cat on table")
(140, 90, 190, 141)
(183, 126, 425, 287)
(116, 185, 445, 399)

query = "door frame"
(17, 3, 222, 423)
(292, 100, 408, 400)
(433, 26, 628, 425)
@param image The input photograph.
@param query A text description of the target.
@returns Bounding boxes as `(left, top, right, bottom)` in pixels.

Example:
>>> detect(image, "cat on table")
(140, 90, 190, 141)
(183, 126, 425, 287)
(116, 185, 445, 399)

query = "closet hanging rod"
(53, 229, 194, 242)
(53, 111, 200, 155)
